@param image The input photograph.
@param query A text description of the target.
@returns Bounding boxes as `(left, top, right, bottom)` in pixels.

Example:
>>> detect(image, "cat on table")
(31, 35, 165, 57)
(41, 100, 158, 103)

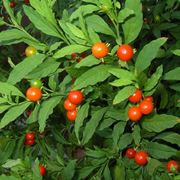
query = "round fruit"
(92, 42, 109, 58)
(39, 164, 46, 176)
(64, 98, 76, 111)
(67, 109, 77, 121)
(26, 87, 42, 102)
(68, 90, 83, 105)
(24, 0, 30, 4)
(25, 139, 35, 146)
(117, 44, 133, 61)
(128, 89, 142, 103)
(135, 151, 148, 165)
(25, 46, 37, 57)
(166, 160, 179, 172)
(25, 132, 35, 140)
(71, 53, 77, 60)
(125, 148, 136, 159)
(10, 1, 16, 8)
(144, 96, 153, 102)
(30, 79, 42, 88)
(139, 100, 153, 115)
(128, 106, 142, 122)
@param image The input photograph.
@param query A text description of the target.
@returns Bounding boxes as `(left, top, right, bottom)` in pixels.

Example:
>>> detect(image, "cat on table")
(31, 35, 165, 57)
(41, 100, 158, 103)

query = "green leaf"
(38, 96, 61, 132)
(154, 132, 180, 147)
(113, 86, 135, 104)
(146, 158, 162, 176)
(135, 38, 167, 73)
(108, 68, 135, 80)
(26, 58, 60, 79)
(144, 65, 163, 91)
(103, 163, 112, 180)
(0, 29, 28, 45)
(122, 0, 143, 43)
(145, 142, 179, 159)
(23, 5, 60, 38)
(66, 22, 86, 39)
(82, 107, 107, 145)
(73, 65, 111, 90)
(0, 82, 24, 97)
(112, 122, 126, 147)
(32, 158, 42, 180)
(70, 5, 99, 21)
(118, 8, 134, 23)
(98, 118, 117, 131)
(75, 55, 100, 68)
(110, 79, 133, 87)
(118, 133, 133, 150)
(63, 160, 76, 180)
(163, 67, 180, 81)
(78, 166, 97, 180)
(142, 114, 179, 133)
(0, 175, 20, 180)
(0, 105, 11, 114)
(132, 125, 141, 145)
(2, 159, 23, 168)
(87, 27, 101, 44)
(172, 49, 180, 56)
(0, 101, 32, 128)
(53, 45, 89, 59)
(8, 54, 46, 85)
(26, 104, 40, 124)
(86, 15, 116, 37)
(75, 103, 90, 142)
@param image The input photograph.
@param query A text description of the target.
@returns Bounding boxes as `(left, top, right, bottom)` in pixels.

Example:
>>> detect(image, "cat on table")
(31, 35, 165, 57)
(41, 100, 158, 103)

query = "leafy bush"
(0, 0, 179, 179)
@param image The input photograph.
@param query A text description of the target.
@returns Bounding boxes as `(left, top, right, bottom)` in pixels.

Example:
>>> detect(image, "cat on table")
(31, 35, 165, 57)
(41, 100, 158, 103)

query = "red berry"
(135, 151, 148, 165)
(117, 44, 133, 61)
(128, 89, 142, 103)
(68, 90, 83, 105)
(67, 109, 77, 121)
(166, 160, 179, 172)
(125, 148, 136, 159)
(64, 98, 77, 111)
(128, 106, 142, 122)
(139, 100, 154, 115)
(39, 164, 46, 176)
(10, 1, 16, 8)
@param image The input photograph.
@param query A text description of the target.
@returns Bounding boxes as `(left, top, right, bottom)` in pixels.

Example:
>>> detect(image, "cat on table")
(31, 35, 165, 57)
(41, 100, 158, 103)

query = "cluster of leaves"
(0, 0, 179, 179)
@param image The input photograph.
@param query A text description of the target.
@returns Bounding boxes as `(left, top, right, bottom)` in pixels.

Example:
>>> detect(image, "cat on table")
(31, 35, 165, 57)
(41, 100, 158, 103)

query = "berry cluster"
(24, 132, 35, 146)
(128, 89, 154, 122)
(64, 90, 84, 121)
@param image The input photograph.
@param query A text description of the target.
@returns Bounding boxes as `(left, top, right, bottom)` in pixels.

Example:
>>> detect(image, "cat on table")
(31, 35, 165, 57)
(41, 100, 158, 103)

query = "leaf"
(78, 166, 97, 180)
(2, 159, 23, 168)
(118, 133, 133, 150)
(8, 54, 45, 85)
(66, 23, 86, 39)
(145, 142, 179, 159)
(26, 58, 60, 79)
(0, 175, 20, 180)
(163, 67, 180, 81)
(75, 55, 100, 68)
(0, 29, 28, 45)
(0, 101, 32, 128)
(118, 8, 134, 23)
(0, 105, 11, 114)
(132, 125, 141, 145)
(86, 15, 116, 37)
(142, 114, 179, 133)
(87, 27, 101, 44)
(135, 38, 167, 73)
(112, 122, 126, 147)
(38, 96, 61, 132)
(108, 68, 135, 80)
(70, 5, 99, 21)
(103, 164, 112, 180)
(0, 82, 24, 97)
(98, 118, 117, 131)
(75, 103, 90, 142)
(26, 104, 40, 124)
(82, 107, 107, 145)
(172, 49, 180, 56)
(63, 160, 76, 180)
(23, 5, 60, 38)
(146, 158, 162, 175)
(154, 132, 180, 147)
(53, 45, 89, 59)
(73, 65, 111, 90)
(113, 86, 135, 104)
(144, 65, 163, 91)
(110, 79, 133, 87)
(122, 0, 143, 43)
